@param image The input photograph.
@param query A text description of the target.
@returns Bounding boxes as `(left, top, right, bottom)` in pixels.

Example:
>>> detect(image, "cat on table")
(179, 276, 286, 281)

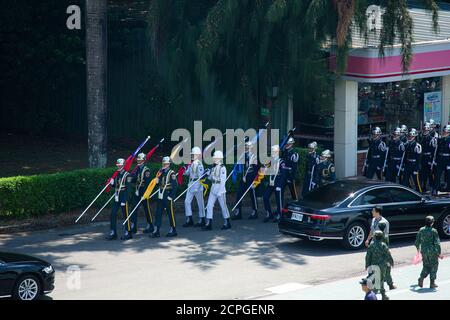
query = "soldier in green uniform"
(415, 216, 443, 289)
(378, 221, 396, 290)
(365, 230, 394, 300)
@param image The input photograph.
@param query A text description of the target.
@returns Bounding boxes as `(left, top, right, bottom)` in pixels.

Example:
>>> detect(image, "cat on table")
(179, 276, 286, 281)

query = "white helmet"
(162, 156, 171, 164)
(429, 119, 436, 128)
(372, 127, 382, 135)
(409, 128, 418, 138)
(308, 141, 318, 150)
(393, 127, 401, 136)
(321, 150, 332, 158)
(213, 150, 224, 159)
(286, 136, 295, 145)
(137, 153, 146, 162)
(400, 125, 408, 134)
(190, 147, 202, 155)
(443, 125, 450, 133)
(116, 158, 125, 167)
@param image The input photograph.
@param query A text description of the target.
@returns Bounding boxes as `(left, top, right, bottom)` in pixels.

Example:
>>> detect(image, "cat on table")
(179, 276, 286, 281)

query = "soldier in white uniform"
(183, 146, 206, 228)
(203, 150, 231, 231)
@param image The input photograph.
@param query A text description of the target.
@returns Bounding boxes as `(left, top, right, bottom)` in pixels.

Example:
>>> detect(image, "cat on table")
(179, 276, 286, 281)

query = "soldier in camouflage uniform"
(378, 221, 396, 290)
(415, 216, 443, 289)
(365, 230, 394, 300)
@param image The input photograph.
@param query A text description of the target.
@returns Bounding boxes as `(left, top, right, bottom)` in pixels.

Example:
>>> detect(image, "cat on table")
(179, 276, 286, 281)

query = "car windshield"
(300, 182, 354, 209)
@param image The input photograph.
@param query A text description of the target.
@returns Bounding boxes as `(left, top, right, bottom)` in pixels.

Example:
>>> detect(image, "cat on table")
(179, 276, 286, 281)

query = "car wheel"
(13, 275, 41, 301)
(438, 212, 450, 239)
(342, 222, 367, 250)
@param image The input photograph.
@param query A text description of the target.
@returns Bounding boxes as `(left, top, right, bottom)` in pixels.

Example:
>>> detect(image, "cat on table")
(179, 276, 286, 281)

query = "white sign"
(424, 91, 442, 123)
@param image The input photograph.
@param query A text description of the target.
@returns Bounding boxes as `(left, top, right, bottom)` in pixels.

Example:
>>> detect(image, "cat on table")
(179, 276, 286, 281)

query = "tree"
(86, 0, 108, 168)
(147, 0, 439, 116)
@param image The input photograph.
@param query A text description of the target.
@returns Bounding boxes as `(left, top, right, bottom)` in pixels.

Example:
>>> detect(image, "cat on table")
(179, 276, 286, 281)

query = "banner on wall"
(424, 91, 442, 123)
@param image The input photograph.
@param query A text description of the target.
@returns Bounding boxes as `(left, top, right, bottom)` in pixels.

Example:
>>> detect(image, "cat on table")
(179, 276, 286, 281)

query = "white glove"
(109, 179, 114, 186)
(167, 196, 173, 201)
(275, 187, 281, 192)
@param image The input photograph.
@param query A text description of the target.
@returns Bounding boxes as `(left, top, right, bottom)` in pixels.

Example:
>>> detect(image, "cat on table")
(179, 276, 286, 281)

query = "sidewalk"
(258, 257, 450, 300)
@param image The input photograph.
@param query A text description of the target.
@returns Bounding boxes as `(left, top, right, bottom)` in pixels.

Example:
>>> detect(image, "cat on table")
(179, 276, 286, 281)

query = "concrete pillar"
(442, 75, 450, 126)
(334, 79, 358, 178)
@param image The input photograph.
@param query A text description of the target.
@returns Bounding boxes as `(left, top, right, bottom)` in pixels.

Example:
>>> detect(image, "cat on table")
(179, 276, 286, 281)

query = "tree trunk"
(86, 0, 107, 168)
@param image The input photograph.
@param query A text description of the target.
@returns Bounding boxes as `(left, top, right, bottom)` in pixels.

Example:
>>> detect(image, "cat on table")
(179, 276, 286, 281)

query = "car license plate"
(291, 213, 303, 221)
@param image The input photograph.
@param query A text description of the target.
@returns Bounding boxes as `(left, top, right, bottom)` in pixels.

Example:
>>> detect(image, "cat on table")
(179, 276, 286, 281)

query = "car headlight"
(42, 265, 54, 274)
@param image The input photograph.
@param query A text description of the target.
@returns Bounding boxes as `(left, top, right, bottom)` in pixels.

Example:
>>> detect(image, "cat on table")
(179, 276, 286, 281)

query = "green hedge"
(0, 148, 312, 219)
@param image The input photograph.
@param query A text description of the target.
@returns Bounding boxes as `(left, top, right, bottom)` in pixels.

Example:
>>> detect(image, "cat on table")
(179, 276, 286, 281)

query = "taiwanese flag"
(106, 136, 151, 192)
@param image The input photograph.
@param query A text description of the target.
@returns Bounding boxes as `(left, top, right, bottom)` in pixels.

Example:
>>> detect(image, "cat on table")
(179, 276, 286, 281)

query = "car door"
(0, 260, 16, 297)
(349, 187, 406, 234)
(388, 187, 426, 234)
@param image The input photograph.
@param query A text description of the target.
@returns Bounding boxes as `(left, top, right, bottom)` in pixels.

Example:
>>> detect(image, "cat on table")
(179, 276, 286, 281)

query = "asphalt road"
(1, 209, 449, 300)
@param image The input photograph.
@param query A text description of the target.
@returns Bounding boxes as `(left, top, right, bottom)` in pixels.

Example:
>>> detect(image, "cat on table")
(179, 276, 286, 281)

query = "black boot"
(105, 231, 117, 240)
(248, 210, 258, 220)
(221, 219, 231, 230)
(183, 216, 194, 227)
(231, 209, 242, 220)
(273, 214, 281, 223)
(202, 219, 212, 231)
(418, 277, 424, 288)
(430, 279, 438, 289)
(381, 293, 389, 300)
(143, 223, 154, 234)
(194, 217, 205, 227)
(120, 231, 133, 241)
(263, 212, 273, 223)
(150, 227, 160, 238)
(166, 227, 178, 237)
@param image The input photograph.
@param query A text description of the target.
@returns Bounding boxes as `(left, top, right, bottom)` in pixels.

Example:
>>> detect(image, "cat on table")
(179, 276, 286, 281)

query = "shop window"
(357, 77, 442, 151)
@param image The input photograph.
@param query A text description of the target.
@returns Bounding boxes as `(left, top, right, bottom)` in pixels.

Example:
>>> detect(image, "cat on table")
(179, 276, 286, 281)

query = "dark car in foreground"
(0, 252, 55, 300)
(279, 178, 450, 250)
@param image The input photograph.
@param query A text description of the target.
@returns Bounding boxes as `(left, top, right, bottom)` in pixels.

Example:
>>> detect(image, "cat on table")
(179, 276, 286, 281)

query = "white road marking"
(265, 282, 311, 294)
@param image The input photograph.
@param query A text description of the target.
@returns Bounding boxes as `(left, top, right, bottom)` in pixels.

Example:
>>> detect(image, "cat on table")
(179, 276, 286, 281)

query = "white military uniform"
(184, 159, 205, 219)
(206, 163, 230, 220)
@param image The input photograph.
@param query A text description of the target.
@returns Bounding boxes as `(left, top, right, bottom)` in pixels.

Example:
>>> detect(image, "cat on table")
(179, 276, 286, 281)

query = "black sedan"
(0, 252, 55, 300)
(279, 178, 450, 250)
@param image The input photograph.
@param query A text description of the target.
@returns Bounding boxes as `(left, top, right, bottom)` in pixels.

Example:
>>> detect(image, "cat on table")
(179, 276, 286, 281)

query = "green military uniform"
(415, 223, 441, 285)
(378, 221, 394, 289)
(365, 231, 394, 299)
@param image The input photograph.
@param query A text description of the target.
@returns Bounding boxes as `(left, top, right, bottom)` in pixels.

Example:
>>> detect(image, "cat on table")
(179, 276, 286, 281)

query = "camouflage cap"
(374, 230, 384, 240)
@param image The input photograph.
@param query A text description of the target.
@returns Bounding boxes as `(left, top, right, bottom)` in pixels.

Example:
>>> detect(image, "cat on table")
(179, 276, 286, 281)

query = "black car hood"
(0, 252, 49, 265)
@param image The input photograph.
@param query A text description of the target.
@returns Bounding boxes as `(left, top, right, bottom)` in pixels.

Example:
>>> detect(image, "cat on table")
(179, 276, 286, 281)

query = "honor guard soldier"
(420, 123, 438, 192)
(302, 142, 320, 196)
(150, 156, 178, 238)
(429, 119, 440, 137)
(364, 127, 387, 180)
(232, 141, 259, 220)
(130, 153, 154, 234)
(400, 125, 409, 143)
(434, 125, 450, 193)
(106, 158, 133, 241)
(183, 147, 206, 227)
(203, 151, 231, 230)
(401, 129, 423, 192)
(281, 136, 300, 201)
(313, 150, 336, 187)
(263, 145, 287, 223)
(385, 128, 404, 183)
